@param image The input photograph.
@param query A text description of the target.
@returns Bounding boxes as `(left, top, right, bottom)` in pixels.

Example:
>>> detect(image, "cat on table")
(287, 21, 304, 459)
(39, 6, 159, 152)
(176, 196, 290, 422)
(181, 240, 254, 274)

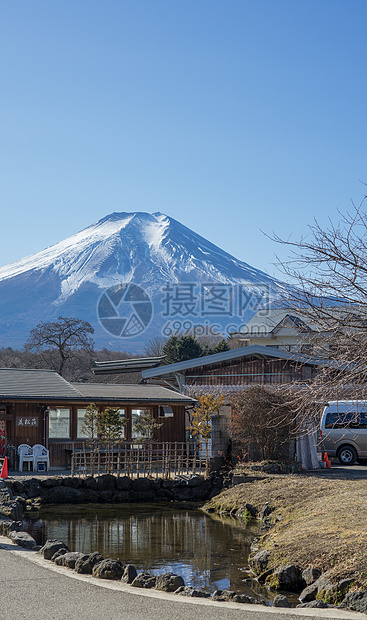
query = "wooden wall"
(0, 399, 187, 469)
(184, 356, 318, 386)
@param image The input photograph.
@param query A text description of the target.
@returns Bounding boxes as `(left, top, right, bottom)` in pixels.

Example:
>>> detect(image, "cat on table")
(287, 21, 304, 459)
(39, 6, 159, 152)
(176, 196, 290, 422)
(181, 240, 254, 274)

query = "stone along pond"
(23, 502, 276, 601)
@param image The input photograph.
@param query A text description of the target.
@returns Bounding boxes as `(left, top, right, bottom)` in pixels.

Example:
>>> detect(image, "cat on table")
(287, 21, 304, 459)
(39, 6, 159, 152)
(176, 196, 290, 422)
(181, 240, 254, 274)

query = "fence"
(71, 441, 207, 478)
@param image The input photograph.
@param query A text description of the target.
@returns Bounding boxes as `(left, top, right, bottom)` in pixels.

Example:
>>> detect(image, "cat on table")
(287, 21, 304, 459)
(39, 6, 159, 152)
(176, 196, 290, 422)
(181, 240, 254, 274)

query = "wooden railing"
(71, 441, 206, 478)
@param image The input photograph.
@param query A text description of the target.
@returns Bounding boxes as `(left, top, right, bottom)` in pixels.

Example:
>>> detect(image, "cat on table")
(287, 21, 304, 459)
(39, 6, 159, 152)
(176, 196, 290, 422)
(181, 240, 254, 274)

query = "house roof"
(72, 382, 194, 404)
(0, 368, 194, 405)
(0, 368, 84, 400)
(142, 344, 327, 380)
(92, 356, 166, 375)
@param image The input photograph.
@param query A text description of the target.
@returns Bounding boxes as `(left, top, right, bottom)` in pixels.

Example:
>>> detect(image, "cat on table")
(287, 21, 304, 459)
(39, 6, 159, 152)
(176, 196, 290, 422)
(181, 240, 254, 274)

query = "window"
(48, 408, 70, 438)
(131, 409, 151, 439)
(325, 412, 367, 429)
(77, 409, 88, 438)
(117, 409, 126, 439)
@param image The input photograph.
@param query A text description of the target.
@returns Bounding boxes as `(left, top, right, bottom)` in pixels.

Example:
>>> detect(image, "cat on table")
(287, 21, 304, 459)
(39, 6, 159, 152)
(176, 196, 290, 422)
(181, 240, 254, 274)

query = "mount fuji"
(0, 212, 287, 351)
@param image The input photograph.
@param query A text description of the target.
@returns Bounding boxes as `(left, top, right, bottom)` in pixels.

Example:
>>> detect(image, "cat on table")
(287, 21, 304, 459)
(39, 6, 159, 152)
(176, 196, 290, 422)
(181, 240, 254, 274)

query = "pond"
(23, 502, 277, 601)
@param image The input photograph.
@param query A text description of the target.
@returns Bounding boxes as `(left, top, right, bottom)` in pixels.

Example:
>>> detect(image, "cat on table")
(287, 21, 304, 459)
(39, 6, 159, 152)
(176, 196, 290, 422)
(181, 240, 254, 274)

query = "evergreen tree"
(133, 410, 163, 441)
(98, 407, 127, 440)
(80, 403, 100, 440)
(162, 335, 203, 364)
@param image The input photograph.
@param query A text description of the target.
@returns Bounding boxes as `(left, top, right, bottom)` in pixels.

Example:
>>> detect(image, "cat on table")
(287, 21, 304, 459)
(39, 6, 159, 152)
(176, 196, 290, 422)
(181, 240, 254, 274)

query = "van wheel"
(338, 446, 357, 465)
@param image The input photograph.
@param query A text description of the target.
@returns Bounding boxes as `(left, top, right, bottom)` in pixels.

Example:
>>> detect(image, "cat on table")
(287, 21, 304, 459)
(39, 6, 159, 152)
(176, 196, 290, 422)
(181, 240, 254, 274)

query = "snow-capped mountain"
(0, 212, 286, 350)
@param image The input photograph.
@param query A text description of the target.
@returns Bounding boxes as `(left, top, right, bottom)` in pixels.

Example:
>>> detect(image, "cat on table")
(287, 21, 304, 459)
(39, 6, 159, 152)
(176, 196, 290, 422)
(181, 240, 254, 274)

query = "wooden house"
(0, 368, 194, 469)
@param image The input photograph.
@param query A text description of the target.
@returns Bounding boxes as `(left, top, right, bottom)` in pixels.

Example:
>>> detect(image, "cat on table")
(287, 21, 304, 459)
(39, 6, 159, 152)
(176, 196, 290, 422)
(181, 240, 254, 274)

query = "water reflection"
(23, 503, 269, 598)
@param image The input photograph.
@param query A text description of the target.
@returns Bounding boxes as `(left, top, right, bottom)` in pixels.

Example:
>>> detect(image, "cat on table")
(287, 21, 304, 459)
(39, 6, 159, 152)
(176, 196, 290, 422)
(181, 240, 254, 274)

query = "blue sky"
(1, 0, 367, 278)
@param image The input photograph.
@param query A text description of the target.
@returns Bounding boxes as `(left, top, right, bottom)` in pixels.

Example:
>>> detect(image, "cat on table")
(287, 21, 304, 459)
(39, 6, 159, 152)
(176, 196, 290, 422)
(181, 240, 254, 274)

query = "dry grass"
(205, 475, 367, 587)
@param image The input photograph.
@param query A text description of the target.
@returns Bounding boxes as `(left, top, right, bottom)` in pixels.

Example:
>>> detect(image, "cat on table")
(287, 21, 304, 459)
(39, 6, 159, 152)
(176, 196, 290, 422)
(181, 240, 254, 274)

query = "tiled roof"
(0, 368, 84, 399)
(93, 356, 166, 374)
(72, 382, 194, 404)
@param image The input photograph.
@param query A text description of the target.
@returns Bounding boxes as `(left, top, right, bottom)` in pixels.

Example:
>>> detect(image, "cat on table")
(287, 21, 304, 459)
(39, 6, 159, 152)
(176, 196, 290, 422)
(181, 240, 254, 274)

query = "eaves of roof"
(142, 345, 331, 379)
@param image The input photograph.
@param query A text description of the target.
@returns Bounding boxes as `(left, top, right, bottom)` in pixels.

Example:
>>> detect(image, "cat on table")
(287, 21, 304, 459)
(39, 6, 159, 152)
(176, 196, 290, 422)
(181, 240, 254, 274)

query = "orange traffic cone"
(0, 456, 8, 478)
(323, 452, 328, 462)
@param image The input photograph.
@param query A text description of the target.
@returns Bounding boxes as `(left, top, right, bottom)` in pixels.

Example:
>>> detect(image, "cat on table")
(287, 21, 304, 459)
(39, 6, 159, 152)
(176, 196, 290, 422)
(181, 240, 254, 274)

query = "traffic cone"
(0, 456, 8, 478)
(323, 452, 328, 462)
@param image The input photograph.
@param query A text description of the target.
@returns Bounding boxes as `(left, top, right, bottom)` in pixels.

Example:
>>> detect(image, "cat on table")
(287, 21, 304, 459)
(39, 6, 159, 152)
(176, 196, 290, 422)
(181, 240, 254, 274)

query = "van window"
(325, 412, 367, 429)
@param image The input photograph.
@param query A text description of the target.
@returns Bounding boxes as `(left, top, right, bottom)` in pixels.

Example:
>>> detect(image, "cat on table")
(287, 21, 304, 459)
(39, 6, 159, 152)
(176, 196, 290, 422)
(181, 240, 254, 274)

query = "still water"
(23, 502, 274, 600)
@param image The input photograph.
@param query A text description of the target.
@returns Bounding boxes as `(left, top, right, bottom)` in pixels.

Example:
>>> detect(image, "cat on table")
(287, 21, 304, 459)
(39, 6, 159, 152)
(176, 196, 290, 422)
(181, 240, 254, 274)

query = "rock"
(41, 477, 62, 488)
(92, 559, 124, 580)
(297, 600, 329, 608)
(45, 486, 84, 504)
(187, 475, 204, 487)
(54, 552, 87, 569)
(62, 477, 83, 489)
(11, 480, 27, 495)
(212, 590, 237, 601)
(121, 564, 137, 584)
(83, 476, 98, 490)
(259, 503, 272, 519)
(8, 531, 37, 549)
(232, 594, 267, 605)
(39, 539, 69, 560)
(23, 479, 42, 498)
(80, 489, 98, 503)
(155, 572, 185, 592)
(130, 491, 156, 503)
(116, 476, 133, 491)
(299, 583, 318, 603)
(51, 548, 68, 562)
(0, 490, 23, 521)
(98, 490, 114, 502)
(232, 475, 247, 485)
(75, 551, 104, 574)
(343, 590, 367, 613)
(8, 520, 22, 531)
(131, 478, 152, 492)
(316, 580, 338, 602)
(131, 572, 157, 589)
(337, 577, 356, 593)
(244, 503, 257, 517)
(175, 586, 211, 598)
(301, 566, 321, 586)
(95, 474, 116, 492)
(273, 595, 291, 608)
(272, 565, 300, 591)
(249, 550, 271, 574)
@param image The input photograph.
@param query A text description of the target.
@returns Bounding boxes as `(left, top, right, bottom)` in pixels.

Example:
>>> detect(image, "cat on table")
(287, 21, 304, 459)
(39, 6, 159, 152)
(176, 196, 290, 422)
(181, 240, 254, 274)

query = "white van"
(320, 400, 367, 465)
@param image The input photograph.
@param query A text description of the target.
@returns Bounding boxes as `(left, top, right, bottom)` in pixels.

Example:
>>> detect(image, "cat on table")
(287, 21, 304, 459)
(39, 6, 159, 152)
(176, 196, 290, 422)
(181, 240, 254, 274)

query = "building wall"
(184, 357, 317, 386)
(0, 399, 187, 469)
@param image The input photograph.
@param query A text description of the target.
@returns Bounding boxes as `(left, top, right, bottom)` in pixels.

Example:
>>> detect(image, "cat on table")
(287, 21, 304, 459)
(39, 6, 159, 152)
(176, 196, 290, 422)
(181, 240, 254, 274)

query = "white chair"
(18, 444, 34, 472)
(32, 444, 50, 471)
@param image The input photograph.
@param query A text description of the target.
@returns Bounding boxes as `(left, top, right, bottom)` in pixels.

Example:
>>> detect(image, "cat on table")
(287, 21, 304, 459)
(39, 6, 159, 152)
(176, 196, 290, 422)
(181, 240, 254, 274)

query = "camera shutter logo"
(98, 283, 153, 338)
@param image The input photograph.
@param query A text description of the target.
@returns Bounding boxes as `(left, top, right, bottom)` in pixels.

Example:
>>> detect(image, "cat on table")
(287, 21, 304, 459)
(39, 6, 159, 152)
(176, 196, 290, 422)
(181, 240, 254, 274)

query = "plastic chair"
(18, 444, 34, 472)
(32, 444, 50, 471)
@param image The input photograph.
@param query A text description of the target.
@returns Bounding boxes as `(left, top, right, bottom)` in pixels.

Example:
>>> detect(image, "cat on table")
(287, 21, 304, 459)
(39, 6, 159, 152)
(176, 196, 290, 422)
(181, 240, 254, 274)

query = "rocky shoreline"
(205, 493, 367, 615)
(1, 471, 367, 613)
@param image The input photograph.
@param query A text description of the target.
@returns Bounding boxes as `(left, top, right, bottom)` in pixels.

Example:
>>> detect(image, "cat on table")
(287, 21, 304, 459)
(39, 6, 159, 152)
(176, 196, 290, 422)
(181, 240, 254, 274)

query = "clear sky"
(1, 0, 367, 279)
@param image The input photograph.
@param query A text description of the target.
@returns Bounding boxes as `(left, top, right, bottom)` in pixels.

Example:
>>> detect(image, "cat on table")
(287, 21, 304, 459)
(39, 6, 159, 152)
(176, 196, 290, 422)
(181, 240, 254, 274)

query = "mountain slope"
(0, 212, 286, 350)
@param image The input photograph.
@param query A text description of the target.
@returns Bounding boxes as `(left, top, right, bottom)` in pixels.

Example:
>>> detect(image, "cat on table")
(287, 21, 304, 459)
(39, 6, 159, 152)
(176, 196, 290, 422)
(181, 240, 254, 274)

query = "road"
(0, 538, 362, 620)
(304, 462, 367, 480)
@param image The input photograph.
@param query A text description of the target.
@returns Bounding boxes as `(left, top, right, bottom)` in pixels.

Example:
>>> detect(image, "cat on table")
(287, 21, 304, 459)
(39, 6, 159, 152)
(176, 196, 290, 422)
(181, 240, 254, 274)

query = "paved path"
(0, 538, 362, 620)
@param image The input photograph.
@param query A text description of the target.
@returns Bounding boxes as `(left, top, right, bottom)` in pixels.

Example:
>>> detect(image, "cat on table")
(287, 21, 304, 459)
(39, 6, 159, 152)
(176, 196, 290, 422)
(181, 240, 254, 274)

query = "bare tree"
(230, 386, 293, 461)
(270, 195, 367, 420)
(143, 336, 167, 357)
(24, 316, 95, 377)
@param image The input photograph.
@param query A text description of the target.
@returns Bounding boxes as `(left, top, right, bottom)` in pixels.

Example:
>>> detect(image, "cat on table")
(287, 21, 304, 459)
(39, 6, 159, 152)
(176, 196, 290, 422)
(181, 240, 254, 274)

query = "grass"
(204, 473, 367, 588)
